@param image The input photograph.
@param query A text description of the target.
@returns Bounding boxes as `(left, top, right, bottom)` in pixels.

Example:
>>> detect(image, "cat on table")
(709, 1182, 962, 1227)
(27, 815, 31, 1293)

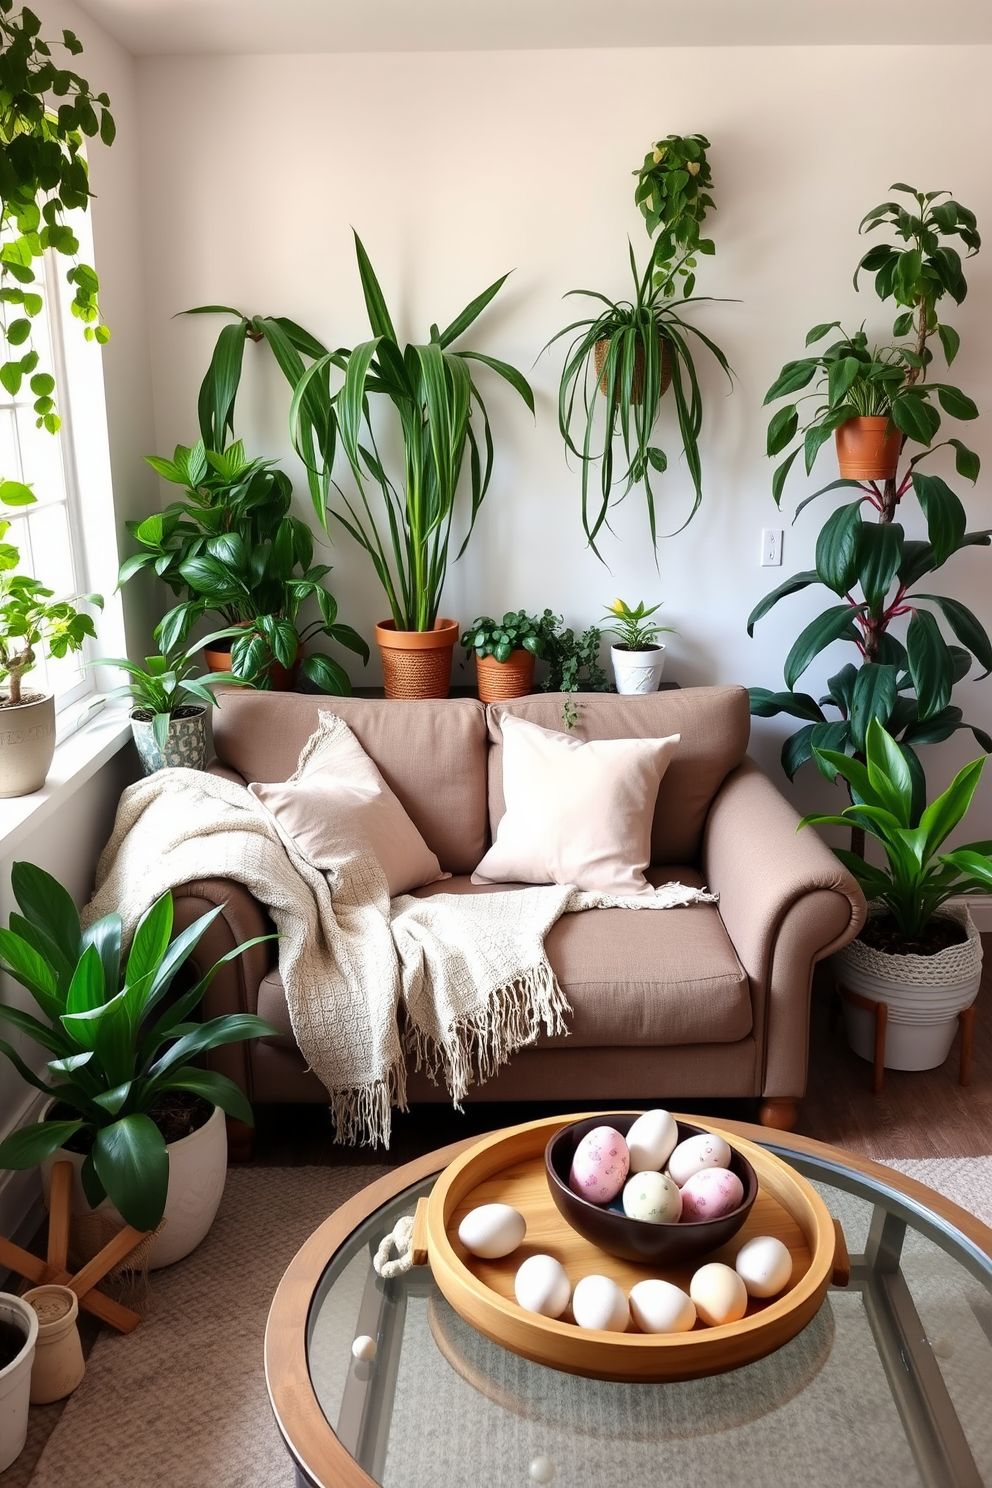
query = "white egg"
(689, 1262, 748, 1326)
(457, 1203, 526, 1259)
(667, 1131, 733, 1186)
(625, 1109, 679, 1173)
(514, 1255, 571, 1318)
(351, 1334, 377, 1361)
(629, 1279, 697, 1335)
(621, 1170, 682, 1224)
(571, 1274, 629, 1332)
(735, 1235, 793, 1299)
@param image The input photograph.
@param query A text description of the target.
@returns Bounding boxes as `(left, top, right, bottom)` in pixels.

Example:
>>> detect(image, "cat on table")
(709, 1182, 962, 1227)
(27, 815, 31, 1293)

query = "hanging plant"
(0, 2, 114, 431)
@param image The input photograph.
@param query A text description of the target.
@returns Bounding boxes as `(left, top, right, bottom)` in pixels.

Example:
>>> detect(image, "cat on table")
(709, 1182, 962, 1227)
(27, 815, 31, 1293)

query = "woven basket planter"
(375, 618, 459, 699)
(475, 649, 535, 703)
(834, 417, 901, 482)
(594, 339, 672, 405)
(832, 902, 982, 1071)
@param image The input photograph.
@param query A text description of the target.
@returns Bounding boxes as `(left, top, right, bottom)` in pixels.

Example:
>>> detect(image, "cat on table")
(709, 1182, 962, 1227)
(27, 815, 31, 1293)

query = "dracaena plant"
(749, 185, 988, 814)
(0, 863, 276, 1231)
(799, 717, 992, 941)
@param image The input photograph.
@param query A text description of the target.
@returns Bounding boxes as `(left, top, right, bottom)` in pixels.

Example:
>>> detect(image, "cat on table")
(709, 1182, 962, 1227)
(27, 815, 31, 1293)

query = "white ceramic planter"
(0, 1292, 39, 1473)
(0, 692, 56, 798)
(833, 904, 982, 1072)
(611, 645, 666, 695)
(41, 1102, 229, 1269)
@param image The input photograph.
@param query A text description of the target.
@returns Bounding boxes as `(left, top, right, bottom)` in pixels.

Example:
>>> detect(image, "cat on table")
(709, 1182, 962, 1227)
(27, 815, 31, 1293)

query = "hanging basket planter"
(834, 416, 901, 482)
(375, 619, 459, 699)
(594, 338, 672, 405)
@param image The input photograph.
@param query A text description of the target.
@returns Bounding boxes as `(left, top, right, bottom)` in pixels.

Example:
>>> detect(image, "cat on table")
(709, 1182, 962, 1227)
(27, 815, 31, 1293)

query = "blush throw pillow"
(473, 715, 680, 895)
(249, 712, 446, 898)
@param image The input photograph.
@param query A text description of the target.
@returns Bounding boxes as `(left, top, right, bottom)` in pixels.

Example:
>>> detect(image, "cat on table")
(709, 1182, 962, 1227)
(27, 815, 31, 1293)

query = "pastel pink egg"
(568, 1126, 630, 1205)
(678, 1166, 744, 1221)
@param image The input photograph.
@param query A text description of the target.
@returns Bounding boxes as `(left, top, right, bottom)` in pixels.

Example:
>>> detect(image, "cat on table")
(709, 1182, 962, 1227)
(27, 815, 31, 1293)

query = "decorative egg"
(667, 1131, 732, 1187)
(621, 1170, 682, 1224)
(625, 1109, 679, 1173)
(351, 1334, 377, 1360)
(571, 1274, 629, 1332)
(678, 1166, 744, 1222)
(735, 1235, 793, 1298)
(457, 1203, 526, 1259)
(568, 1126, 630, 1205)
(689, 1262, 748, 1326)
(514, 1254, 571, 1318)
(629, 1279, 697, 1335)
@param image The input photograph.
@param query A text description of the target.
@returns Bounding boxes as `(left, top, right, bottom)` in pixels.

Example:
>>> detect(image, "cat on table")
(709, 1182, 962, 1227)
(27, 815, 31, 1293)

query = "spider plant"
(548, 240, 731, 558)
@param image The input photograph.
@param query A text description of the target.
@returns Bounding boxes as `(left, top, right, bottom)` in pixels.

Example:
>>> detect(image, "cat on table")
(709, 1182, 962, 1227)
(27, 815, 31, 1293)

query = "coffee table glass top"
(301, 1142, 992, 1488)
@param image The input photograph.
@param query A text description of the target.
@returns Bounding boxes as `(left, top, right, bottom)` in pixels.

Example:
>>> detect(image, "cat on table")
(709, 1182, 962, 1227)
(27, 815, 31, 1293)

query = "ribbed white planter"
(833, 903, 982, 1072)
(611, 644, 666, 694)
(40, 1102, 228, 1270)
(0, 1292, 39, 1473)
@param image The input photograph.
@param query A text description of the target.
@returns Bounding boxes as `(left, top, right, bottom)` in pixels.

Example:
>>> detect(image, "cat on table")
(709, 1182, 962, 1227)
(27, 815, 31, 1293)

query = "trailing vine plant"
(749, 185, 988, 822)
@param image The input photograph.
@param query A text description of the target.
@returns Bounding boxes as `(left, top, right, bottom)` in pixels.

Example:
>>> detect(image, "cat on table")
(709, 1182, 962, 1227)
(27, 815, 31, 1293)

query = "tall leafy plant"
(749, 185, 988, 815)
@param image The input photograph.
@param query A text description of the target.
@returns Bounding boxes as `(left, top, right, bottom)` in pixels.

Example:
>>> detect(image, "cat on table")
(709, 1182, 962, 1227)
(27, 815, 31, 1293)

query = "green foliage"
(600, 597, 675, 649)
(460, 610, 552, 663)
(184, 233, 534, 633)
(633, 133, 715, 295)
(0, 863, 276, 1230)
(750, 185, 989, 786)
(799, 717, 992, 940)
(98, 631, 251, 751)
(120, 439, 369, 693)
(0, 4, 114, 431)
(539, 614, 610, 694)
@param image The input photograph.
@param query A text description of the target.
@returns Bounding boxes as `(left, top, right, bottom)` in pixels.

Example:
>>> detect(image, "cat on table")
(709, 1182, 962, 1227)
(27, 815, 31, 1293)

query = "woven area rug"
(17, 1156, 992, 1488)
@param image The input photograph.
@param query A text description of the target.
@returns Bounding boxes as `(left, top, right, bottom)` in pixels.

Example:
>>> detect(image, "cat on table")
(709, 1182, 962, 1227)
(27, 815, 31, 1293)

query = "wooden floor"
(250, 935, 992, 1169)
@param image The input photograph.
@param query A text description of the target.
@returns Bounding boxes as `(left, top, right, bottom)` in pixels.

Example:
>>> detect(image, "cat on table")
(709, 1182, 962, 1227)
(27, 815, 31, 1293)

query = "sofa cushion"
(209, 692, 488, 874)
(486, 686, 750, 866)
(255, 868, 751, 1051)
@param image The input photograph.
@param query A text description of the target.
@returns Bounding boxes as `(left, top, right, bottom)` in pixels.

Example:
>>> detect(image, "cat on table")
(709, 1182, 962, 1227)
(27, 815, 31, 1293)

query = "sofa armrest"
(171, 877, 275, 1101)
(702, 757, 866, 1100)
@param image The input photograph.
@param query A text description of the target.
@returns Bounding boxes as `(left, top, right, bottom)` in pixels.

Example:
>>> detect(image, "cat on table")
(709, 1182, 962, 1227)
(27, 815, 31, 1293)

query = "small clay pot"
(476, 649, 535, 703)
(23, 1286, 84, 1404)
(834, 417, 901, 482)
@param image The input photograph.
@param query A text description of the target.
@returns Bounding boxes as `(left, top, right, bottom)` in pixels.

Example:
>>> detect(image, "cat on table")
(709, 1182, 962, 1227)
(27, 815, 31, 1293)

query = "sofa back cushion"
(486, 686, 750, 865)
(210, 692, 488, 874)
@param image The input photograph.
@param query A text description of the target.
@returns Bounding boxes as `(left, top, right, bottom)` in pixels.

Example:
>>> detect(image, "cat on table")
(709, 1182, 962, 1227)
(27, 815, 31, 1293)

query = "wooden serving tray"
(422, 1112, 841, 1382)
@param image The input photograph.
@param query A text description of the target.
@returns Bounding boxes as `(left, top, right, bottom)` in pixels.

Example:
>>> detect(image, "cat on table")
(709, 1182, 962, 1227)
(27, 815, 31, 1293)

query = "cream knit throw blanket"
(85, 748, 717, 1146)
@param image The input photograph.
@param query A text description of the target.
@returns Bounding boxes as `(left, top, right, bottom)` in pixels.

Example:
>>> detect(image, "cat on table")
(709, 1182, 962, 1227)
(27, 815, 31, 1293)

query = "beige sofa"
(172, 685, 865, 1141)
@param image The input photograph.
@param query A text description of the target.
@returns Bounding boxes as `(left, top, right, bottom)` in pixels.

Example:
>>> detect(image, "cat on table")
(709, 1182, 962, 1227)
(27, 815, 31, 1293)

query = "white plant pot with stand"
(611, 644, 666, 695)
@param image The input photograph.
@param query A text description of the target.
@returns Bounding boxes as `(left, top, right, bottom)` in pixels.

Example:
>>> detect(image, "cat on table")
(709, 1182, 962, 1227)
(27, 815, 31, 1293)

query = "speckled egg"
(735, 1235, 793, 1298)
(621, 1169, 682, 1224)
(629, 1279, 697, 1335)
(569, 1126, 630, 1205)
(625, 1109, 679, 1173)
(678, 1166, 744, 1222)
(571, 1274, 629, 1332)
(667, 1131, 732, 1187)
(514, 1254, 571, 1318)
(690, 1262, 748, 1327)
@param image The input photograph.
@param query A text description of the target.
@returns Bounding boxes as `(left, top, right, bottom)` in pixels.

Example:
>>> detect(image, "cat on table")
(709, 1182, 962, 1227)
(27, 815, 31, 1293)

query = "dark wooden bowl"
(545, 1114, 758, 1266)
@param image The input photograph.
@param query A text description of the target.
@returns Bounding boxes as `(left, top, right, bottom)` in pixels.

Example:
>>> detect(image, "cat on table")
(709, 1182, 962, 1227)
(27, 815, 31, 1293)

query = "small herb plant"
(460, 611, 551, 663)
(600, 598, 675, 650)
(0, 1, 114, 430)
(540, 615, 610, 695)
(633, 133, 715, 294)
(100, 631, 250, 749)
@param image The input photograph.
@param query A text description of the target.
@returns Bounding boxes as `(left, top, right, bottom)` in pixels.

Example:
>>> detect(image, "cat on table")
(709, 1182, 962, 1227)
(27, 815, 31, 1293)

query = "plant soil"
(859, 913, 968, 958)
(0, 1317, 27, 1369)
(0, 690, 46, 708)
(130, 705, 204, 722)
(49, 1090, 214, 1155)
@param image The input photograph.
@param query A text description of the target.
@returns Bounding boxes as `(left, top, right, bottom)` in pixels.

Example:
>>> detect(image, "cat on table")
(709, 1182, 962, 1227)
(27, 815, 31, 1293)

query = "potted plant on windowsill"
(0, 863, 277, 1268)
(799, 717, 992, 1072)
(460, 611, 553, 703)
(600, 597, 676, 694)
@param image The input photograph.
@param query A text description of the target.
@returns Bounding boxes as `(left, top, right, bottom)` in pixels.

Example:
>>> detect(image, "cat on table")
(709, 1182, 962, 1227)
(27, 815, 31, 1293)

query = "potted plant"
(600, 597, 676, 694)
(0, 1291, 38, 1472)
(547, 133, 731, 559)
(460, 611, 552, 702)
(0, 502, 102, 797)
(800, 717, 992, 1072)
(0, 4, 113, 435)
(119, 440, 368, 693)
(0, 863, 277, 1267)
(750, 185, 987, 806)
(185, 232, 535, 698)
(100, 631, 251, 774)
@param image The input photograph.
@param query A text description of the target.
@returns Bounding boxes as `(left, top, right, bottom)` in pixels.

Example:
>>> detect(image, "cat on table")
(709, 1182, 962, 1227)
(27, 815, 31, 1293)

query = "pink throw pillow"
(249, 714, 446, 898)
(473, 715, 680, 895)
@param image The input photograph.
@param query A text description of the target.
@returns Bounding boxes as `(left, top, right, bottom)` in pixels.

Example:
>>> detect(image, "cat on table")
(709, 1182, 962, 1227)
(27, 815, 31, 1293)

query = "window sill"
(0, 705, 134, 859)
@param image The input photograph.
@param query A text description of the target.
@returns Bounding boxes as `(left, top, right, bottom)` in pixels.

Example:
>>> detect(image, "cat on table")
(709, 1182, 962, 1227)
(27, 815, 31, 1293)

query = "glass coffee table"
(265, 1119, 992, 1488)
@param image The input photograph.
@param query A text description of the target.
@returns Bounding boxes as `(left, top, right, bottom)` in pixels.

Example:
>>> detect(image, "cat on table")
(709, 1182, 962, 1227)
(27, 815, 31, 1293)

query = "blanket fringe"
(327, 1059, 408, 1148)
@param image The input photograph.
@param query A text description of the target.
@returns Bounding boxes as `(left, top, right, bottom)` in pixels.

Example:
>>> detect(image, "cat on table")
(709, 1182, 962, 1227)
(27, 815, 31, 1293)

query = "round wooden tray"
(423, 1112, 839, 1383)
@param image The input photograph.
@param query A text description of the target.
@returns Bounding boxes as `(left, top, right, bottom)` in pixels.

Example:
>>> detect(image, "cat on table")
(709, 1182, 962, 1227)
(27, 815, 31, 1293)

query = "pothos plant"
(633, 133, 715, 296)
(749, 185, 988, 819)
(0, 2, 114, 431)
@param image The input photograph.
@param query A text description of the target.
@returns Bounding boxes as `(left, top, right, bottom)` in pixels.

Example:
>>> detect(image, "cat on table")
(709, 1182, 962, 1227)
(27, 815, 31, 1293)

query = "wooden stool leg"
(958, 1004, 975, 1086)
(872, 999, 887, 1095)
(47, 1160, 73, 1271)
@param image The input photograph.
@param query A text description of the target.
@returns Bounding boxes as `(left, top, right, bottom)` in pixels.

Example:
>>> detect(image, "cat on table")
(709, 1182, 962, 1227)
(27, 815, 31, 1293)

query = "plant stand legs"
(757, 1098, 798, 1130)
(0, 1161, 149, 1333)
(226, 1116, 255, 1163)
(837, 984, 975, 1092)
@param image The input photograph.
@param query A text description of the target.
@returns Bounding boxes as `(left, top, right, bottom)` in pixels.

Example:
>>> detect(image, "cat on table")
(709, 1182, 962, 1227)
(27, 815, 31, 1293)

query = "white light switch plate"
(761, 528, 783, 566)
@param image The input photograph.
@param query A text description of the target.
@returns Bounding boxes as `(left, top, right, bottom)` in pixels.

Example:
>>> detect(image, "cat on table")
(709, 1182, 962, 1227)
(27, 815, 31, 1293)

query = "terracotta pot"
(0, 692, 56, 798)
(834, 416, 901, 482)
(594, 338, 672, 405)
(204, 629, 303, 691)
(475, 649, 535, 704)
(375, 618, 459, 699)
